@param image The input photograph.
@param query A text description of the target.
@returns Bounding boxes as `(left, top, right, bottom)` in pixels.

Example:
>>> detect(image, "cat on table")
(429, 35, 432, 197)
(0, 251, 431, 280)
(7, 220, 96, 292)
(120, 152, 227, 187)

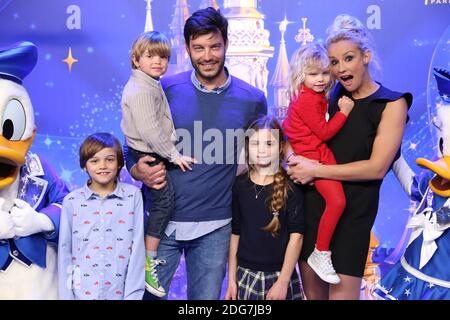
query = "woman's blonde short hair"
(326, 14, 381, 78)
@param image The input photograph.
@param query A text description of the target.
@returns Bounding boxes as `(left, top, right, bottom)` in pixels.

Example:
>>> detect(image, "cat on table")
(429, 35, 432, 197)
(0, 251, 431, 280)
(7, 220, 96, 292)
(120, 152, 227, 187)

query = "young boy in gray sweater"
(121, 31, 195, 297)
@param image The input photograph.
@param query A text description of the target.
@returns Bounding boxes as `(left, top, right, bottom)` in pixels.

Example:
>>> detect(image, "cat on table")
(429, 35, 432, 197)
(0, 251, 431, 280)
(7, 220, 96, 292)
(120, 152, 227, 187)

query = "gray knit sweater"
(120, 69, 179, 162)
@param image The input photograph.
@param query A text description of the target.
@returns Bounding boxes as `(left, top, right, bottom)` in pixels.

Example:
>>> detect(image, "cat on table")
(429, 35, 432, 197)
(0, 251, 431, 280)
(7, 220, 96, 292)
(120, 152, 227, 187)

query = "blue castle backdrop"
(0, 0, 449, 299)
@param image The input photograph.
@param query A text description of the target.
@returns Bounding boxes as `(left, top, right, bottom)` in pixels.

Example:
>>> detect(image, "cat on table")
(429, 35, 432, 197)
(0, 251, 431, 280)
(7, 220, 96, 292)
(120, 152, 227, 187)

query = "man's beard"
(190, 56, 226, 82)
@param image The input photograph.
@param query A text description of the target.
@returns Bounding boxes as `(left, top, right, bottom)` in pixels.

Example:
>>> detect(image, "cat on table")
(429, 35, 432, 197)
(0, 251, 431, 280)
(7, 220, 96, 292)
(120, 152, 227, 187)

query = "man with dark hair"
(183, 7, 228, 48)
(124, 7, 267, 300)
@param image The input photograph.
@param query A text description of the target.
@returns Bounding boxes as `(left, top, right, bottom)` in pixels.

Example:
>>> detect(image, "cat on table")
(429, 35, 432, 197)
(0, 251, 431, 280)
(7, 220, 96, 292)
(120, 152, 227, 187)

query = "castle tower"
(270, 17, 291, 120)
(222, 0, 274, 96)
(168, 0, 191, 74)
(199, 0, 219, 10)
(144, 0, 154, 32)
(295, 17, 314, 45)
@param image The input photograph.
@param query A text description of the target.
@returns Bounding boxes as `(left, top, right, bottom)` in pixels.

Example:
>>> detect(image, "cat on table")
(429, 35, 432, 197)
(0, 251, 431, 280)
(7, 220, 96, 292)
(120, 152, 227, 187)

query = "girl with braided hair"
(225, 116, 305, 300)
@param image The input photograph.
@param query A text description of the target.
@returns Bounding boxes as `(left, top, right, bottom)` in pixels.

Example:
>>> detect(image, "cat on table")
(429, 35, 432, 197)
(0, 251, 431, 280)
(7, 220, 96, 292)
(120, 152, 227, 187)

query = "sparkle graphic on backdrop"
(32, 78, 127, 190)
(62, 47, 78, 72)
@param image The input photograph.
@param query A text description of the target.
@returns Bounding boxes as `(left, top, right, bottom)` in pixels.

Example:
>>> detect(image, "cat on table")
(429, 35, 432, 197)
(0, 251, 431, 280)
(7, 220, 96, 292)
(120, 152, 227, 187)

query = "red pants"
(315, 179, 346, 251)
(301, 144, 346, 251)
(296, 143, 346, 251)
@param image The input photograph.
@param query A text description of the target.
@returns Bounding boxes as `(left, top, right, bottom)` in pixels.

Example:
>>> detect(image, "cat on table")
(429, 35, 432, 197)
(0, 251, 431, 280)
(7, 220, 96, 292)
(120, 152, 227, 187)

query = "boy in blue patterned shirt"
(58, 133, 145, 300)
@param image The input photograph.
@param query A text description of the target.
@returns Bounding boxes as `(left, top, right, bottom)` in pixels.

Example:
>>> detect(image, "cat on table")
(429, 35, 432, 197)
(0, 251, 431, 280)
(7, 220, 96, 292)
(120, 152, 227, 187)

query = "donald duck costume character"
(0, 42, 68, 299)
(373, 68, 450, 300)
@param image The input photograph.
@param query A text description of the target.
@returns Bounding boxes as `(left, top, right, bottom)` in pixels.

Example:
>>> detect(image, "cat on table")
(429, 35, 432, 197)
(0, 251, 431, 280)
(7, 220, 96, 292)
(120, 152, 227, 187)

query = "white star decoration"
(32, 194, 39, 202)
(43, 135, 54, 148)
(59, 165, 78, 183)
(403, 276, 412, 283)
(404, 288, 411, 296)
(33, 180, 43, 187)
(428, 283, 435, 288)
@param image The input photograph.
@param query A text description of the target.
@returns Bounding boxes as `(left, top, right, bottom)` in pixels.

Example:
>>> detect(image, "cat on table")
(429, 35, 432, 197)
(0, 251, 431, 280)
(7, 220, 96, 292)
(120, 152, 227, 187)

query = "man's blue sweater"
(161, 71, 267, 222)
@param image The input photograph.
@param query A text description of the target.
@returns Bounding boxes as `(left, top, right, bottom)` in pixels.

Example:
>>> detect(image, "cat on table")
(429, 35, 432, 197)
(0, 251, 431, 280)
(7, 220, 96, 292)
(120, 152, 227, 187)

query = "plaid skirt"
(237, 266, 305, 300)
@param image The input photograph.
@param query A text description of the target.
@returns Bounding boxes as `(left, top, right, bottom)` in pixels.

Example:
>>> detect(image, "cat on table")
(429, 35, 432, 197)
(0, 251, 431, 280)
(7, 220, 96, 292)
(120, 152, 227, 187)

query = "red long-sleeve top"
(283, 85, 348, 163)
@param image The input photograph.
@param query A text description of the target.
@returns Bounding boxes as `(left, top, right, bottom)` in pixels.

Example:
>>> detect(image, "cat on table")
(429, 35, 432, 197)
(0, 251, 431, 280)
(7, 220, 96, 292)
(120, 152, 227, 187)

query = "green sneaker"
(145, 255, 166, 297)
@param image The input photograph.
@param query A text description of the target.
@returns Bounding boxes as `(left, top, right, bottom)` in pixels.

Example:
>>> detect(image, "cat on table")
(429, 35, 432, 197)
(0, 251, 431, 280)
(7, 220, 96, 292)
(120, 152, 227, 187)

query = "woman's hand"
(130, 156, 167, 189)
(287, 154, 319, 166)
(287, 155, 320, 184)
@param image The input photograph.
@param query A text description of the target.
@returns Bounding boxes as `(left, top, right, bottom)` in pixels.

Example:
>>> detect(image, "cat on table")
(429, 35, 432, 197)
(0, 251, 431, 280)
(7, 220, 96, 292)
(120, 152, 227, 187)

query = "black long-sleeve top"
(232, 174, 305, 272)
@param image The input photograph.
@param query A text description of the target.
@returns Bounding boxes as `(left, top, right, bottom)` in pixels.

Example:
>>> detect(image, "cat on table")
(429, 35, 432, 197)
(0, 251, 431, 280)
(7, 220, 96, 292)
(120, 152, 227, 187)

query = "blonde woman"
(287, 14, 412, 300)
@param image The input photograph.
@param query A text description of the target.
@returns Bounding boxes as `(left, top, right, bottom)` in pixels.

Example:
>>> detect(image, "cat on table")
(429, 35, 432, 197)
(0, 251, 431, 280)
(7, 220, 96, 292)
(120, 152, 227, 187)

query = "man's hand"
(131, 156, 167, 190)
(0, 198, 15, 240)
(11, 199, 54, 237)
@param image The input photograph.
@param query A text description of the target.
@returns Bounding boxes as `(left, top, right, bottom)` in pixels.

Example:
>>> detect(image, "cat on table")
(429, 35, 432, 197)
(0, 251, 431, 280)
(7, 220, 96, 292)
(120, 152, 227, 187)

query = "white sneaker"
(307, 248, 341, 284)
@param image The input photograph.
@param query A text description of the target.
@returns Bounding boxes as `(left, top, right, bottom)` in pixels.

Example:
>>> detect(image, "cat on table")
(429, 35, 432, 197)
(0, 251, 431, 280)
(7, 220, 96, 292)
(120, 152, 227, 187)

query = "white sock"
(147, 250, 157, 258)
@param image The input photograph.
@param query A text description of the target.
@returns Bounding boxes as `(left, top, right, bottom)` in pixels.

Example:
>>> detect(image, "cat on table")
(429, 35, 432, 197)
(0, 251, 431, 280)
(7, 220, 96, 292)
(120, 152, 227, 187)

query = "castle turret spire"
(223, 0, 274, 96)
(270, 16, 291, 120)
(144, 0, 154, 32)
(199, 0, 219, 10)
(169, 0, 190, 73)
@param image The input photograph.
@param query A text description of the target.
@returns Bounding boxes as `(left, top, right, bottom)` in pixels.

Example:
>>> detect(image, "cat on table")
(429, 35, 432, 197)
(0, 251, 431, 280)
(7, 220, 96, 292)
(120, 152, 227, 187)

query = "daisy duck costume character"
(0, 42, 68, 299)
(373, 68, 450, 300)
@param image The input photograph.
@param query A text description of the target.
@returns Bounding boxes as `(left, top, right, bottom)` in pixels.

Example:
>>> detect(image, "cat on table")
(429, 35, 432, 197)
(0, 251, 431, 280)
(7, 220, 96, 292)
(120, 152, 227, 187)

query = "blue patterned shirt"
(58, 182, 145, 300)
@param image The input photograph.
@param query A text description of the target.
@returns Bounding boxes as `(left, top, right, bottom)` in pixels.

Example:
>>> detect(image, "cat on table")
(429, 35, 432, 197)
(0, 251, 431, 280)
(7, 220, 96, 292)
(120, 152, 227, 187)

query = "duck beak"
(416, 156, 450, 197)
(0, 129, 35, 189)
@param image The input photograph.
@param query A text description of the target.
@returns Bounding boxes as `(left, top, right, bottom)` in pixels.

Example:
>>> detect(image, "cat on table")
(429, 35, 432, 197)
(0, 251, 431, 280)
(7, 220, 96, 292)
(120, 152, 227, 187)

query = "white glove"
(10, 199, 55, 237)
(0, 198, 15, 240)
